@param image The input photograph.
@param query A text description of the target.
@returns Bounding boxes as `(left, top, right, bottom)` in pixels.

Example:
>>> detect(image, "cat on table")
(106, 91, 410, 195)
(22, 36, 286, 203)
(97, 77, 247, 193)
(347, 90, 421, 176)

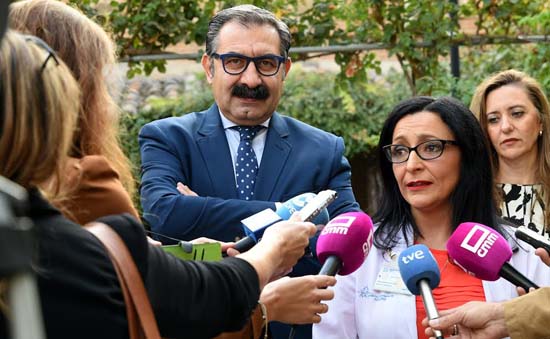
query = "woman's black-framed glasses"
(24, 35, 60, 73)
(211, 52, 286, 76)
(383, 139, 458, 164)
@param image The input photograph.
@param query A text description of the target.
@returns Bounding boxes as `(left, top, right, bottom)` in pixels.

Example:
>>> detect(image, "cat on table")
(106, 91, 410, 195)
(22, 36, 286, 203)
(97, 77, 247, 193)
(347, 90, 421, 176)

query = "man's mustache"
(231, 84, 269, 100)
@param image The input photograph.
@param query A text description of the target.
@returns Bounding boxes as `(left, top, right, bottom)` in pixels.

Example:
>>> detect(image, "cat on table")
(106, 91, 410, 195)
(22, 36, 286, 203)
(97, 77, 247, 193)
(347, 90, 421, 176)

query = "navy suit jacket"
(139, 104, 360, 269)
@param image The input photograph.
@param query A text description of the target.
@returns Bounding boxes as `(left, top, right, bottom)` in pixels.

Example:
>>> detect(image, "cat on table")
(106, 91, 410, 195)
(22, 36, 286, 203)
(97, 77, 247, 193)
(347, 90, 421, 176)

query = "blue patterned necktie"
(233, 126, 263, 200)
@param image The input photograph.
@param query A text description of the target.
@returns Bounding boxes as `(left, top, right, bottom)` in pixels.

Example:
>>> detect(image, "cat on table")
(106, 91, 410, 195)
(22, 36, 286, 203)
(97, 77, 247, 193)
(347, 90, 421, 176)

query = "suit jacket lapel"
(255, 113, 291, 200)
(196, 104, 238, 198)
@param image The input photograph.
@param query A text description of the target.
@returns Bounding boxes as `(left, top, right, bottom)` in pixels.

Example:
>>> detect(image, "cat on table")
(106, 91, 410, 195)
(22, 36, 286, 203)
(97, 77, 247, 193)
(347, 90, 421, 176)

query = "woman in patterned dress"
(471, 69, 550, 238)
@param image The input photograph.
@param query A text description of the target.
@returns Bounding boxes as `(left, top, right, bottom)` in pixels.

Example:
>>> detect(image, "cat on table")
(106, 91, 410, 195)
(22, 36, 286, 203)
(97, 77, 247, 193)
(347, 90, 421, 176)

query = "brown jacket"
(504, 286, 550, 339)
(59, 155, 139, 224)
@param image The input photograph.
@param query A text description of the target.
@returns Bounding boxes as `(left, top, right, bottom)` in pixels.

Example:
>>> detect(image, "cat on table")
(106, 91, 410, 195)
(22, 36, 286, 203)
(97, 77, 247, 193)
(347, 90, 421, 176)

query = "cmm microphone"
(398, 244, 444, 339)
(447, 222, 539, 291)
(316, 211, 374, 276)
(232, 190, 336, 253)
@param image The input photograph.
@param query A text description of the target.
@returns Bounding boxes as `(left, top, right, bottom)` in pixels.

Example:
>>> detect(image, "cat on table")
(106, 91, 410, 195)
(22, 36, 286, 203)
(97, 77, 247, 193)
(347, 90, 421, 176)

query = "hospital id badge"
(373, 257, 412, 295)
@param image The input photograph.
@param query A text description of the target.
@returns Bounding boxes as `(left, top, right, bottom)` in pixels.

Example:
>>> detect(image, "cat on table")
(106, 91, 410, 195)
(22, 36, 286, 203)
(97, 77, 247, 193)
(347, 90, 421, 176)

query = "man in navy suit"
(139, 5, 360, 338)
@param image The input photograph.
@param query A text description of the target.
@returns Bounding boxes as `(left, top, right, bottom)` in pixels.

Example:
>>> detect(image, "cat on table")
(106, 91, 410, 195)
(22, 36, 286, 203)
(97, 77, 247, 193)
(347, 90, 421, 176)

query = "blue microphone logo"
(398, 244, 440, 295)
(400, 248, 426, 265)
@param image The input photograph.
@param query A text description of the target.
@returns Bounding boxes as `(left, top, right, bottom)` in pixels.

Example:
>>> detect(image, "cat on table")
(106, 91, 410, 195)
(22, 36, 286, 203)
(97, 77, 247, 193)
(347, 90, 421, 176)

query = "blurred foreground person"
(0, 30, 316, 339)
(10, 0, 139, 224)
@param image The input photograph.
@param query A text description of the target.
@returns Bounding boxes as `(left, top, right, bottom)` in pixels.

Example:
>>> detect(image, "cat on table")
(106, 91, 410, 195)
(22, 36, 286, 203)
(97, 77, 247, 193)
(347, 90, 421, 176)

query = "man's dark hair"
(205, 5, 291, 59)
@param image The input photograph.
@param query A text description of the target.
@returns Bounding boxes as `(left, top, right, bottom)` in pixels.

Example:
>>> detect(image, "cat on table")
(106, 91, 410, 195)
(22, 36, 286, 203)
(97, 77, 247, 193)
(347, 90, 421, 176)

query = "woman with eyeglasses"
(470, 70, 550, 239)
(313, 96, 550, 339)
(0, 30, 317, 339)
(9, 0, 139, 225)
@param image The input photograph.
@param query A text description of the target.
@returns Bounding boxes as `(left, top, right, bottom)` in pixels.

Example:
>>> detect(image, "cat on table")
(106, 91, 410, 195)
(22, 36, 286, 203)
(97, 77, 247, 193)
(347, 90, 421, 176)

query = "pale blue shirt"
(218, 110, 269, 180)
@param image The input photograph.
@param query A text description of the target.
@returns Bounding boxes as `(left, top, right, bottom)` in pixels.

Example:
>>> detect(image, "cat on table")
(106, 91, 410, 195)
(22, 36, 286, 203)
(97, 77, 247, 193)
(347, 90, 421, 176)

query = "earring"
(540, 130, 543, 137)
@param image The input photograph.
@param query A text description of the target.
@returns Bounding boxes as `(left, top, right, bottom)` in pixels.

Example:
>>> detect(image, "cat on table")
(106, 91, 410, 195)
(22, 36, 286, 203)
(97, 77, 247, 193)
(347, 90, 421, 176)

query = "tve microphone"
(447, 222, 539, 291)
(233, 190, 337, 253)
(316, 212, 374, 276)
(398, 244, 443, 339)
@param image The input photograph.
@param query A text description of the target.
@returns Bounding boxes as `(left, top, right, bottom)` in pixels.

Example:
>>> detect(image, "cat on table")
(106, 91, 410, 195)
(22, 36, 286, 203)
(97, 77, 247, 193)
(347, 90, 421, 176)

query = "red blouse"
(415, 248, 486, 339)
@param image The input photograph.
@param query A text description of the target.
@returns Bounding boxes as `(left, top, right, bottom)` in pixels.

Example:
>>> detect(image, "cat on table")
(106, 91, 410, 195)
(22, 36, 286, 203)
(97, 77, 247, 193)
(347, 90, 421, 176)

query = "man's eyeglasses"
(24, 35, 60, 73)
(211, 52, 286, 76)
(383, 139, 458, 164)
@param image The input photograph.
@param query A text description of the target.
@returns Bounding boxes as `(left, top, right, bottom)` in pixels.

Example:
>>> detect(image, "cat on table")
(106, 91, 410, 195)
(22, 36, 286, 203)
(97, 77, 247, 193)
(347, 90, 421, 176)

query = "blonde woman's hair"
(0, 30, 79, 195)
(9, 0, 136, 200)
(470, 69, 550, 229)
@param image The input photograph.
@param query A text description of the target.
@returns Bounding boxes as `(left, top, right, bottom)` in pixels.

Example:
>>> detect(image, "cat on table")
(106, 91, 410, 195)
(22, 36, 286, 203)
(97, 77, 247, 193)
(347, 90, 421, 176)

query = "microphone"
(232, 191, 336, 253)
(447, 222, 539, 291)
(275, 193, 330, 223)
(515, 226, 550, 255)
(241, 192, 329, 243)
(398, 244, 444, 339)
(315, 211, 374, 276)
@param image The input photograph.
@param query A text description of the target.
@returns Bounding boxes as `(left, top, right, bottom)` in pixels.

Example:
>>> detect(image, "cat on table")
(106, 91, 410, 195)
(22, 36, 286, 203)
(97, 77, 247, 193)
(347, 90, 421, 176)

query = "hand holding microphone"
(398, 244, 444, 339)
(447, 222, 539, 291)
(237, 213, 316, 287)
(272, 211, 373, 329)
(248, 200, 347, 328)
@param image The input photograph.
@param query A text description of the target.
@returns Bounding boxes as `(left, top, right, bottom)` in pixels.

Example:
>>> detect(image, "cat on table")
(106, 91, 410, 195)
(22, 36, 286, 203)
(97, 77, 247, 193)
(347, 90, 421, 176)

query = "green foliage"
(69, 0, 215, 76)
(279, 66, 412, 157)
(331, 0, 458, 95)
(83, 0, 550, 162)
(461, 0, 545, 35)
(457, 44, 550, 102)
(70, 0, 550, 97)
